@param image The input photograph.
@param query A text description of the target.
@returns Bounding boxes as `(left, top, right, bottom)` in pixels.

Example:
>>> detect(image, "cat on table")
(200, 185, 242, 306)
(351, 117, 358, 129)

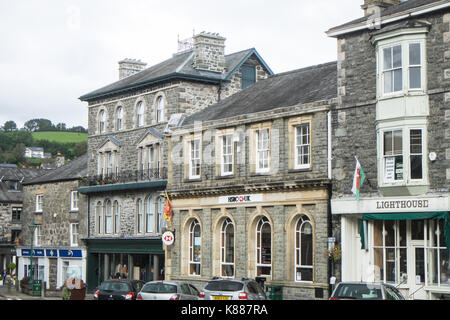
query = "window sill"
(215, 174, 235, 180)
(184, 178, 202, 183)
(378, 91, 426, 101)
(288, 167, 312, 173)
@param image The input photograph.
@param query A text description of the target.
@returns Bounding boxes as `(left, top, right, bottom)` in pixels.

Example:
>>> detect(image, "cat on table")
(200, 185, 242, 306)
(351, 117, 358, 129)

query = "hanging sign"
(162, 231, 175, 246)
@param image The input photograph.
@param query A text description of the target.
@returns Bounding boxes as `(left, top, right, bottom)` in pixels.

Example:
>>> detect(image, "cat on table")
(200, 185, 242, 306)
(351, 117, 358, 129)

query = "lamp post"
(28, 220, 37, 290)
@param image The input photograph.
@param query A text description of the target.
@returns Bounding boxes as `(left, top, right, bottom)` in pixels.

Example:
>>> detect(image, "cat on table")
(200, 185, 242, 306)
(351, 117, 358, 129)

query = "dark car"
(94, 279, 146, 300)
(329, 282, 405, 300)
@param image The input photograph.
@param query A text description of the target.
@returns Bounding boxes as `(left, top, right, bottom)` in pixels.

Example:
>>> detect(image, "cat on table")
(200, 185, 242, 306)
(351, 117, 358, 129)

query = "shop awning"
(360, 211, 450, 250)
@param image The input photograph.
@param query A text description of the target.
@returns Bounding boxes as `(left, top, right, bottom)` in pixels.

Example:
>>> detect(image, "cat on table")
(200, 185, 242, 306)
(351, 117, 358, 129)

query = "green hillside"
(32, 131, 88, 143)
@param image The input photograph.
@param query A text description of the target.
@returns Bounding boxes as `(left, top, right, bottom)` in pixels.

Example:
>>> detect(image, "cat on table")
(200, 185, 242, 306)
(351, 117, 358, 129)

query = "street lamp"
(28, 220, 37, 289)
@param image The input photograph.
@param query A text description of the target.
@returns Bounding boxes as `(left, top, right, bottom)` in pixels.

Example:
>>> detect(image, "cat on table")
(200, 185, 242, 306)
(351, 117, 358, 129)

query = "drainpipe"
(327, 111, 332, 180)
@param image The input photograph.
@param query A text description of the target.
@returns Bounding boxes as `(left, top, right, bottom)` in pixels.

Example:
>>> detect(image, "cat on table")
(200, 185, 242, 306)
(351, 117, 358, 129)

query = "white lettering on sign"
(218, 194, 263, 204)
(162, 231, 175, 246)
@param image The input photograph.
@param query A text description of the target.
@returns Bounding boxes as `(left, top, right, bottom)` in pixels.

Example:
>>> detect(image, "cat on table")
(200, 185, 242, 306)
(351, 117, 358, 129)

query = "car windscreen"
(204, 281, 244, 292)
(141, 283, 177, 293)
(100, 281, 130, 291)
(333, 283, 382, 299)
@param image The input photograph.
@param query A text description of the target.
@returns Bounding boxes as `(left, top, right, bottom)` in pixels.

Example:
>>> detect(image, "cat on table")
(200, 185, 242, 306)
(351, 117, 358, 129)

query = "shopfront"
(332, 195, 450, 300)
(84, 238, 164, 291)
(16, 247, 87, 291)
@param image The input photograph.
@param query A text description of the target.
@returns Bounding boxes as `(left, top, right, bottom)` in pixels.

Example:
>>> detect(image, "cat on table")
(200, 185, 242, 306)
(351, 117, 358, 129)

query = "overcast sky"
(0, 0, 363, 129)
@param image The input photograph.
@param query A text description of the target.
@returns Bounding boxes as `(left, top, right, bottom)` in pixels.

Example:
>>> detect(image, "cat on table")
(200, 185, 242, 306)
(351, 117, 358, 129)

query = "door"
(407, 220, 426, 300)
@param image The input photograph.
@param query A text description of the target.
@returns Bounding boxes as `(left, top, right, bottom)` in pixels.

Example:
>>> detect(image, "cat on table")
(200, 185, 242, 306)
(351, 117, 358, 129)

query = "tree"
(24, 118, 54, 132)
(3, 121, 17, 132)
(56, 123, 67, 131)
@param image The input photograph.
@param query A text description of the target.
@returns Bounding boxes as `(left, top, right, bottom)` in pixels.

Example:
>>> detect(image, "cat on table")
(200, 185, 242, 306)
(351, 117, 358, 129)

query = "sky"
(0, 0, 363, 130)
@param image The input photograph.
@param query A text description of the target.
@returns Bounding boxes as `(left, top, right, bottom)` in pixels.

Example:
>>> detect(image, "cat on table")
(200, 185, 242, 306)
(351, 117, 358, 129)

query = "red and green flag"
(351, 157, 366, 201)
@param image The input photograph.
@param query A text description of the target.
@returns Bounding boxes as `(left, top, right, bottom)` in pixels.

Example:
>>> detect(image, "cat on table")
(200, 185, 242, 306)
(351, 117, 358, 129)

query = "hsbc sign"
(162, 231, 175, 246)
(218, 194, 263, 204)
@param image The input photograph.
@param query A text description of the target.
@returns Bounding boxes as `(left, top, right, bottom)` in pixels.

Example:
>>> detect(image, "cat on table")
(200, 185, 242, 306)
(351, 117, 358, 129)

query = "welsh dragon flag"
(351, 157, 366, 200)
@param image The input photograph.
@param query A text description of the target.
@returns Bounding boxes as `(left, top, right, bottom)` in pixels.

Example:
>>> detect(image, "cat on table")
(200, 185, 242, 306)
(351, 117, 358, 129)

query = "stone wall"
(21, 180, 87, 247)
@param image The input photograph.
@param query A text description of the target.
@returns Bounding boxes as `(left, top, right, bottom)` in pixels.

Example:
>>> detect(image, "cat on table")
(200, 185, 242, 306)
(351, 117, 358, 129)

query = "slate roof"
(182, 61, 337, 126)
(80, 48, 273, 101)
(327, 0, 446, 35)
(23, 154, 88, 185)
(0, 165, 45, 203)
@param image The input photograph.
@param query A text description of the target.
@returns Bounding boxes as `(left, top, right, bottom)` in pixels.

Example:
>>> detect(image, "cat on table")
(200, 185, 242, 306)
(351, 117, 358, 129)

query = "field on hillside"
(32, 131, 88, 143)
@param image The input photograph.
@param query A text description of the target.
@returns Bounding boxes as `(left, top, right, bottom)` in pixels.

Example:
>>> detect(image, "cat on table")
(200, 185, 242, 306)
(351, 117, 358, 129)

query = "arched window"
(99, 110, 106, 133)
(96, 201, 103, 234)
(137, 101, 144, 127)
(137, 199, 143, 233)
(256, 216, 271, 276)
(156, 96, 164, 123)
(105, 200, 112, 234)
(156, 196, 166, 233)
(295, 215, 313, 282)
(221, 218, 234, 277)
(146, 196, 155, 233)
(189, 219, 201, 276)
(116, 106, 123, 131)
(113, 200, 120, 234)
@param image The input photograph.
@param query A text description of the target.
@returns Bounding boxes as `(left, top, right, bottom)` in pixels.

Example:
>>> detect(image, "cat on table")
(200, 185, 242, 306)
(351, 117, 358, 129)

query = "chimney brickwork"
(361, 0, 401, 16)
(192, 32, 226, 73)
(118, 58, 147, 79)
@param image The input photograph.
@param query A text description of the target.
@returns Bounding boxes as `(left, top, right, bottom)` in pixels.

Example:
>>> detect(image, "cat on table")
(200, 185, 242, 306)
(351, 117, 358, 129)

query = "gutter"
(326, 1, 450, 38)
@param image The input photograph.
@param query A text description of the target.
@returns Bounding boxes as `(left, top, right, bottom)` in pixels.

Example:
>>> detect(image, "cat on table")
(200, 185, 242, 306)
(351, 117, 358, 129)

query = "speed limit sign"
(162, 231, 175, 246)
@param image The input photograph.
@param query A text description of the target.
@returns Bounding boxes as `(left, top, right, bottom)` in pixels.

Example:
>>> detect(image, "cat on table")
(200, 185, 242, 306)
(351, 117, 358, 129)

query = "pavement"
(0, 284, 94, 301)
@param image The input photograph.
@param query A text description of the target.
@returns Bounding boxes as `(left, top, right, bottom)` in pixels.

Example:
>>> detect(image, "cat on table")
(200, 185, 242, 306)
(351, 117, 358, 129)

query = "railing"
(81, 168, 168, 187)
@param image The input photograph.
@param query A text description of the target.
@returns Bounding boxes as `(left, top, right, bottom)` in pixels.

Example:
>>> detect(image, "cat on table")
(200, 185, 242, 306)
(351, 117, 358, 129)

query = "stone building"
(16, 155, 87, 295)
(0, 164, 44, 275)
(78, 32, 273, 290)
(165, 62, 337, 299)
(327, 0, 450, 299)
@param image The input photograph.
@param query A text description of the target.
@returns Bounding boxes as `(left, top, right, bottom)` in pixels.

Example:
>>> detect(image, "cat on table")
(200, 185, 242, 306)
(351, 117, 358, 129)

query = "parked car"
(137, 281, 200, 300)
(94, 279, 145, 300)
(199, 278, 267, 300)
(329, 282, 405, 300)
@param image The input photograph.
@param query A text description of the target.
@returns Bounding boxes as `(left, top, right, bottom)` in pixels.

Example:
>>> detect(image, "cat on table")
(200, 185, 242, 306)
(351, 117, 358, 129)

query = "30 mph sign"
(162, 231, 175, 246)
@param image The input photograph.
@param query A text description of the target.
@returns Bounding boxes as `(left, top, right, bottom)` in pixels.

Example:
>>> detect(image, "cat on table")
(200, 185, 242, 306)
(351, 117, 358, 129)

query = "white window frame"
(189, 219, 201, 276)
(137, 101, 144, 127)
(294, 215, 313, 282)
(220, 218, 235, 278)
(113, 200, 120, 234)
(255, 129, 270, 173)
(255, 216, 271, 277)
(294, 123, 311, 169)
(375, 30, 427, 99)
(146, 196, 155, 233)
(70, 223, 79, 247)
(137, 199, 144, 234)
(35, 194, 43, 212)
(378, 123, 427, 187)
(34, 225, 41, 247)
(221, 135, 234, 176)
(156, 96, 164, 123)
(70, 191, 79, 211)
(116, 106, 123, 131)
(96, 201, 103, 234)
(99, 109, 106, 134)
(189, 139, 201, 179)
(104, 200, 112, 234)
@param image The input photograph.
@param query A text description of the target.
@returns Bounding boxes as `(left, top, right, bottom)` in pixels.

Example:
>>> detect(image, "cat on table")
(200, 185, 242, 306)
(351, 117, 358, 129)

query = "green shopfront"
(332, 195, 450, 300)
(84, 238, 164, 291)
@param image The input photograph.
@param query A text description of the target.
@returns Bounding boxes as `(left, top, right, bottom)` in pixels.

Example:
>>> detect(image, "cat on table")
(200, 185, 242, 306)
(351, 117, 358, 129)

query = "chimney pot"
(192, 31, 226, 73)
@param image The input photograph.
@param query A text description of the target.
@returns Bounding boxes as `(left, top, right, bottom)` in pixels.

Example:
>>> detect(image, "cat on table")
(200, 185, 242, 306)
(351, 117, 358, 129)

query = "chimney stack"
(55, 152, 65, 168)
(118, 58, 147, 80)
(361, 0, 401, 16)
(193, 32, 226, 74)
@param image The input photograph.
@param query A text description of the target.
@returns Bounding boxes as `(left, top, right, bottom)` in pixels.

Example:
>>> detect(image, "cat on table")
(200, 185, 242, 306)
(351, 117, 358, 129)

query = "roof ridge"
(269, 61, 337, 78)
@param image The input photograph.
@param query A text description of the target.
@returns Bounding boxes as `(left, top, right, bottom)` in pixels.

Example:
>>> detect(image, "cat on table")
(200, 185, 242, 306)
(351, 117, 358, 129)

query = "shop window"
(426, 219, 450, 287)
(189, 219, 201, 276)
(295, 215, 313, 282)
(220, 218, 234, 277)
(256, 216, 271, 276)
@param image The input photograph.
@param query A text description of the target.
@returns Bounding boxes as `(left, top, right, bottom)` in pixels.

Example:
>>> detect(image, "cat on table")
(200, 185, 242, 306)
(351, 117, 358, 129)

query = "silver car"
(199, 278, 267, 300)
(329, 282, 405, 300)
(137, 281, 200, 300)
